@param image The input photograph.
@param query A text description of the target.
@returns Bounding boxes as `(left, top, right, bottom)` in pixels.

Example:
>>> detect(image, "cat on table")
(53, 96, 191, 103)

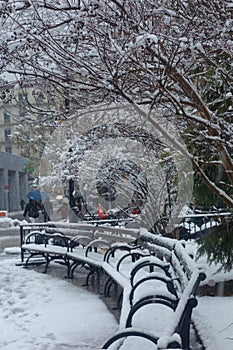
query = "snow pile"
(0, 215, 29, 229)
(4, 247, 21, 255)
(0, 217, 24, 229)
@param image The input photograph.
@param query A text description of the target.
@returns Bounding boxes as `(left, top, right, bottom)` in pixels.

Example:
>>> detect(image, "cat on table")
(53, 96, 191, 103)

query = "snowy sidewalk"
(0, 253, 117, 350)
(1, 248, 233, 350)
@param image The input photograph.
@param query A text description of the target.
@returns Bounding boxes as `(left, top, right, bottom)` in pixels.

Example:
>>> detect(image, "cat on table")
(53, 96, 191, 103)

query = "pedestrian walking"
(23, 198, 43, 223)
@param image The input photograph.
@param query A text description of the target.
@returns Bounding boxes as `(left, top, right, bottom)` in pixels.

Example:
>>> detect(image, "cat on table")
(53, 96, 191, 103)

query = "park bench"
(20, 222, 96, 272)
(66, 225, 140, 283)
(19, 222, 140, 277)
(102, 231, 206, 350)
(20, 230, 71, 273)
(19, 222, 142, 312)
(19, 222, 206, 349)
(20, 222, 96, 253)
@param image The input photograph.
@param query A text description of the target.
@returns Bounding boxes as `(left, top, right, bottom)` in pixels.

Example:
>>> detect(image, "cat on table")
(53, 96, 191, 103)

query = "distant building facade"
(0, 78, 68, 199)
(0, 81, 41, 158)
(0, 151, 29, 211)
(0, 84, 21, 155)
(0, 79, 59, 183)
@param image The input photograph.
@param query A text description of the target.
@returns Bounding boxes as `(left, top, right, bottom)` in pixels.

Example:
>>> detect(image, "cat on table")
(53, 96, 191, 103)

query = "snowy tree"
(0, 0, 232, 210)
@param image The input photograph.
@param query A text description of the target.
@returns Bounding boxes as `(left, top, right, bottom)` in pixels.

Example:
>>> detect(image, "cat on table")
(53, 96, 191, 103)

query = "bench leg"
(43, 254, 51, 273)
(43, 255, 71, 275)
(85, 266, 101, 286)
(24, 252, 47, 268)
(69, 261, 83, 279)
(103, 276, 114, 297)
(113, 291, 123, 310)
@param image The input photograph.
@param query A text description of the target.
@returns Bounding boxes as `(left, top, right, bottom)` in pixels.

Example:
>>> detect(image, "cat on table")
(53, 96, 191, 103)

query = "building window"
(4, 112, 11, 124)
(5, 146, 12, 153)
(4, 129, 11, 141)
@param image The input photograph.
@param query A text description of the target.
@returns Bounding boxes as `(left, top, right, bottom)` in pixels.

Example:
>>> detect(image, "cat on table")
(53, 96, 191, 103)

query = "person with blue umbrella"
(25, 184, 49, 222)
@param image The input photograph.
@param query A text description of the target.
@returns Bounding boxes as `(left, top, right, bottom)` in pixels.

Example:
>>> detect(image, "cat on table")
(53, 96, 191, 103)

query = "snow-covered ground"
(194, 296, 233, 350)
(0, 248, 232, 350)
(0, 252, 118, 350)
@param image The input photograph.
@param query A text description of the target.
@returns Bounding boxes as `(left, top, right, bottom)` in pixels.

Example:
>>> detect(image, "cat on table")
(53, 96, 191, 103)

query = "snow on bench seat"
(22, 243, 68, 255)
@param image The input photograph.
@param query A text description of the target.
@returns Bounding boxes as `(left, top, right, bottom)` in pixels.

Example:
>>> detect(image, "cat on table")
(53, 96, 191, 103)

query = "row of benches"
(19, 221, 206, 349)
(20, 221, 139, 276)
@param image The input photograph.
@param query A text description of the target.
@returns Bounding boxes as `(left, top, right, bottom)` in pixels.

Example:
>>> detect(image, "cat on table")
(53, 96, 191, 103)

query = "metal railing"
(173, 211, 232, 240)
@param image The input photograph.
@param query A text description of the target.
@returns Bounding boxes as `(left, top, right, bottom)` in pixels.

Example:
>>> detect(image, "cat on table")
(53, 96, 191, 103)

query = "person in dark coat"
(23, 198, 43, 222)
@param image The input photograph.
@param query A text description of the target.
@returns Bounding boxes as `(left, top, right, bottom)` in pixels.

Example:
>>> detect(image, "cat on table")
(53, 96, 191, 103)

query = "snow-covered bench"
(20, 222, 140, 276)
(20, 222, 97, 271)
(20, 222, 96, 262)
(21, 231, 72, 273)
(20, 222, 142, 314)
(66, 226, 140, 283)
(102, 232, 206, 350)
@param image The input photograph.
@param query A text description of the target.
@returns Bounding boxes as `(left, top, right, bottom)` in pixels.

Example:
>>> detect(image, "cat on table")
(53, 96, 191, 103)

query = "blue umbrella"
(27, 190, 49, 201)
(41, 192, 49, 201)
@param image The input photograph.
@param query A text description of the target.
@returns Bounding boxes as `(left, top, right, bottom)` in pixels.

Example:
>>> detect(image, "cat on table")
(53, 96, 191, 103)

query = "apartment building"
(0, 85, 21, 155)
(0, 151, 29, 211)
(1, 81, 44, 155)
(0, 79, 57, 209)
(0, 78, 60, 175)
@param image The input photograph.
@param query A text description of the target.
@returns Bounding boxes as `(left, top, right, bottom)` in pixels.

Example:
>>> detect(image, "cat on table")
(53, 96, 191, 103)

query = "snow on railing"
(175, 211, 232, 239)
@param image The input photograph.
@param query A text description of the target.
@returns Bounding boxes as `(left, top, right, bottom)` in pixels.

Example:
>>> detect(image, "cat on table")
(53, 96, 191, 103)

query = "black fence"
(174, 211, 232, 240)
